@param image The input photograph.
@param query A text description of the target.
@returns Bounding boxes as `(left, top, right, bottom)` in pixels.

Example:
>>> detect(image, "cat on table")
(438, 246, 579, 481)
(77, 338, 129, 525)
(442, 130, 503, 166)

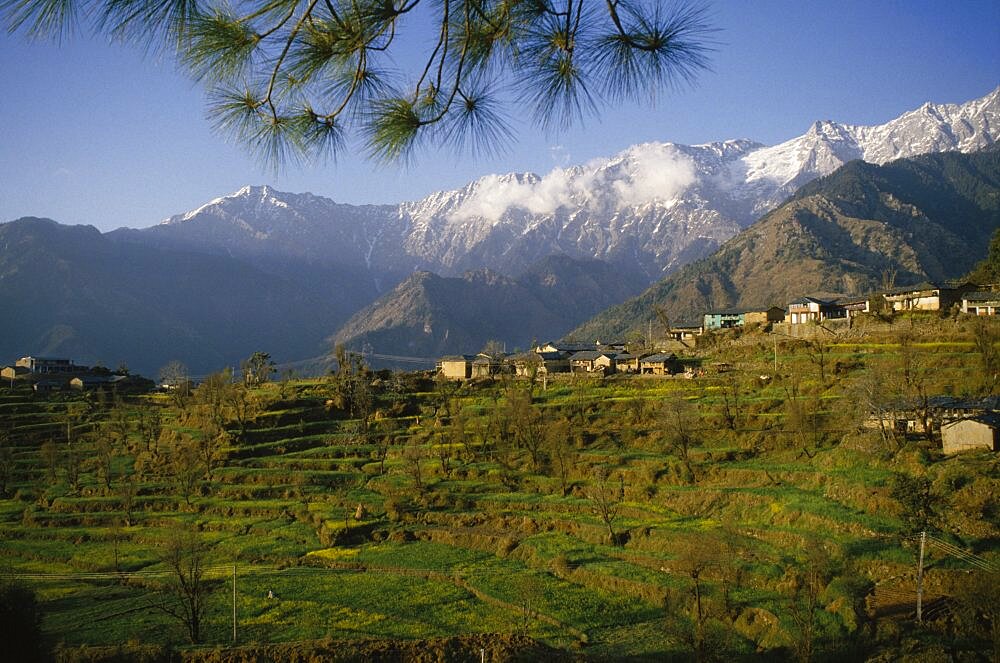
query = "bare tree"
(91, 433, 116, 493)
(970, 317, 1000, 395)
(897, 335, 934, 442)
(116, 471, 140, 527)
(159, 360, 191, 409)
(226, 384, 262, 442)
(854, 365, 899, 451)
(163, 431, 205, 507)
(803, 338, 832, 383)
(544, 418, 576, 497)
(589, 466, 621, 546)
(507, 389, 546, 471)
(402, 437, 427, 493)
(0, 431, 14, 497)
(371, 418, 397, 476)
(783, 546, 837, 663)
(660, 395, 699, 483)
(135, 405, 162, 453)
(717, 375, 742, 431)
(156, 526, 213, 644)
(40, 439, 59, 483)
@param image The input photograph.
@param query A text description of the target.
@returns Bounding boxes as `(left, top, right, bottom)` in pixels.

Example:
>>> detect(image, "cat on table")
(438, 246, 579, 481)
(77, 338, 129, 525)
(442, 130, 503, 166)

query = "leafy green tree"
(329, 344, 373, 425)
(967, 226, 1000, 283)
(241, 351, 275, 387)
(4, 0, 713, 164)
(889, 472, 937, 534)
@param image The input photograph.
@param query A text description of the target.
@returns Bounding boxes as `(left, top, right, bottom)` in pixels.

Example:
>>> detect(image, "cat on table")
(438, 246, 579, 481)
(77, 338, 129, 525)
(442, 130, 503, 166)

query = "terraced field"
(1, 319, 998, 661)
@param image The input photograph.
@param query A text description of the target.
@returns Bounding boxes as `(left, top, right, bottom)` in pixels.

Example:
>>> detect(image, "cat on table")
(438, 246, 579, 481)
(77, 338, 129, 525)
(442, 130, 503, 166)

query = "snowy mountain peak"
(156, 87, 999, 282)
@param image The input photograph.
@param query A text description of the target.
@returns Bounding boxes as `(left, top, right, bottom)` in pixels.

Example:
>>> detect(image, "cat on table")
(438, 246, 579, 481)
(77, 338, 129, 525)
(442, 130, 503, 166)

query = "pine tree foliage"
(3, 0, 713, 164)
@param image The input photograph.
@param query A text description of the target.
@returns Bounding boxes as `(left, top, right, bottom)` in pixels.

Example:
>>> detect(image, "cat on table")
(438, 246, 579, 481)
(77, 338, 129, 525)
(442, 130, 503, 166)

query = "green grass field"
(1, 317, 998, 661)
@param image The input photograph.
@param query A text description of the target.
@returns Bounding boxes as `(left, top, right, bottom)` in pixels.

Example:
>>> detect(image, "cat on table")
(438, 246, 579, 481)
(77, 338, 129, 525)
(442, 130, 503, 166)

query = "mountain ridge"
(132, 87, 999, 283)
(570, 149, 1000, 342)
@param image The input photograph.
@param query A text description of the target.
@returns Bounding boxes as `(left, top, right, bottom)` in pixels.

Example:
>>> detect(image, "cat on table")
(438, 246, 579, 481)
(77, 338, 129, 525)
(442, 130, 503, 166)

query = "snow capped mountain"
(740, 87, 1000, 211)
(148, 87, 999, 282)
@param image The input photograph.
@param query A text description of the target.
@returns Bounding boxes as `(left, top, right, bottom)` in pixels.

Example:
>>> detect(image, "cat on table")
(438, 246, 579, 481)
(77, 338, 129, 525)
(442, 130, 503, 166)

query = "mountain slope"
(331, 255, 649, 359)
(571, 150, 1000, 341)
(0, 218, 374, 374)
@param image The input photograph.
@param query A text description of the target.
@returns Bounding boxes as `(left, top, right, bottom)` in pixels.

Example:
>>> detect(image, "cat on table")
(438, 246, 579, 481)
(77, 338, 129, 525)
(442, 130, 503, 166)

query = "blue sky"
(1, 0, 998, 232)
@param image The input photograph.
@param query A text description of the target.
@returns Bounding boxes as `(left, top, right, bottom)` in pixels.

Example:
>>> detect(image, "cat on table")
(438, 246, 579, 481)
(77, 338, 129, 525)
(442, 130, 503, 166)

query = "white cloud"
(449, 143, 696, 221)
(612, 144, 697, 207)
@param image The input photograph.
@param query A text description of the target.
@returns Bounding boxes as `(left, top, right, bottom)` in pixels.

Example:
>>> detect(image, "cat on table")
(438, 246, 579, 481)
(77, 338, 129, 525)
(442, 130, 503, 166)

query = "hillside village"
(1, 356, 153, 393)
(439, 281, 999, 378)
(438, 280, 1000, 457)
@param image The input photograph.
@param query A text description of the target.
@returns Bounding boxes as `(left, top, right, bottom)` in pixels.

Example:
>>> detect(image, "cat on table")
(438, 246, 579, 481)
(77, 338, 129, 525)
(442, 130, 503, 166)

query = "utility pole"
(773, 334, 778, 375)
(916, 531, 926, 624)
(232, 564, 237, 643)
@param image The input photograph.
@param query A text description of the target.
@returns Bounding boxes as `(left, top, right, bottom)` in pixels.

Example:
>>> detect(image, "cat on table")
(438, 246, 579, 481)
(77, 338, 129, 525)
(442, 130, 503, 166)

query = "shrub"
(0, 581, 45, 662)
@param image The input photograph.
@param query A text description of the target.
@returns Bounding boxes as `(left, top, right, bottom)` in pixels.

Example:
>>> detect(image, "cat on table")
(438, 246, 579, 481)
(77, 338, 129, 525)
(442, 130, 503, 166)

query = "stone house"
(16, 356, 76, 374)
(787, 297, 846, 324)
(569, 351, 616, 374)
(1, 365, 30, 381)
(437, 355, 475, 380)
(614, 353, 640, 373)
(70, 375, 121, 390)
(883, 282, 975, 312)
(941, 414, 999, 455)
(743, 306, 786, 327)
(471, 353, 508, 379)
(840, 298, 871, 319)
(962, 291, 1000, 315)
(512, 351, 570, 376)
(668, 324, 703, 342)
(639, 353, 683, 375)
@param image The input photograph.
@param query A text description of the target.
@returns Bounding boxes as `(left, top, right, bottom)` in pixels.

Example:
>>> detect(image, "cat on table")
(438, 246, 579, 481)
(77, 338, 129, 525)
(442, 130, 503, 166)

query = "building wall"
(941, 419, 998, 455)
(963, 300, 999, 315)
(439, 361, 470, 380)
(887, 294, 941, 311)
